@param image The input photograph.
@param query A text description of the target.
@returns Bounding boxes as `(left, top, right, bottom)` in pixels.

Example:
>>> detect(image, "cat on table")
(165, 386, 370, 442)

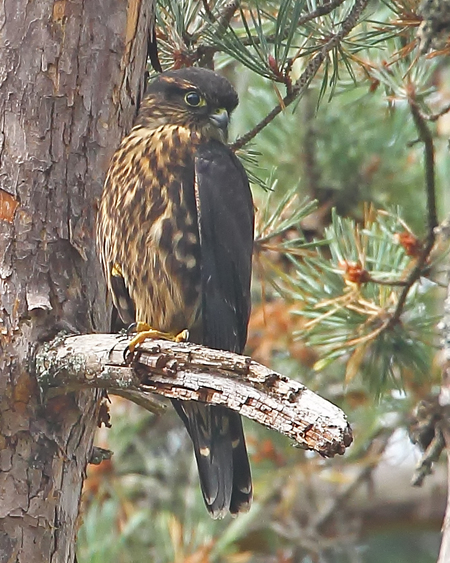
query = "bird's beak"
(209, 108, 229, 131)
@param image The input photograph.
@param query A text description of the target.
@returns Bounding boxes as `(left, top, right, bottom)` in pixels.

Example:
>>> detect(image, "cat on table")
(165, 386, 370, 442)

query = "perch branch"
(34, 334, 352, 458)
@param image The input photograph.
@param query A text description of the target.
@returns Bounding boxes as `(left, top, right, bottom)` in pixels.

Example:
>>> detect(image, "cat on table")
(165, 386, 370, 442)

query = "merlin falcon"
(96, 67, 254, 518)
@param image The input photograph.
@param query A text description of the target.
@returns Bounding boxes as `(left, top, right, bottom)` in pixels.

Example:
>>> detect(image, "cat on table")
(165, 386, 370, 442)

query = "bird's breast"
(108, 125, 203, 333)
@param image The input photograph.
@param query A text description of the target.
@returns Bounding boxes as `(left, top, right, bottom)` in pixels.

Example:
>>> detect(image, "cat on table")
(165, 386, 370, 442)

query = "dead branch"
(34, 333, 352, 458)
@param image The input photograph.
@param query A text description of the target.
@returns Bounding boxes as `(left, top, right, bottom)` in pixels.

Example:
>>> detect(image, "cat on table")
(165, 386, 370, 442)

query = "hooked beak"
(209, 108, 229, 131)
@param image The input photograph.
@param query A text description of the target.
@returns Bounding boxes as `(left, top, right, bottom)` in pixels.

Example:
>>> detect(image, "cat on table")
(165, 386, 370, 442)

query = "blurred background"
(77, 1, 450, 561)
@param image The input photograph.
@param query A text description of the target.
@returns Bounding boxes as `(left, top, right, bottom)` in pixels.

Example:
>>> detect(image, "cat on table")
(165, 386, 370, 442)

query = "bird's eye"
(185, 91, 203, 107)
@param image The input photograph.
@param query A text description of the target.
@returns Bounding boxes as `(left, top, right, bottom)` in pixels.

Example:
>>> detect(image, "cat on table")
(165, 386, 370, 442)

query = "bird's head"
(136, 67, 239, 142)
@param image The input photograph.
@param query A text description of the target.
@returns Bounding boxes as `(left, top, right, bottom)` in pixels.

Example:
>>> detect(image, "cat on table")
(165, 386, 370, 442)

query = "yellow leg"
(126, 322, 189, 356)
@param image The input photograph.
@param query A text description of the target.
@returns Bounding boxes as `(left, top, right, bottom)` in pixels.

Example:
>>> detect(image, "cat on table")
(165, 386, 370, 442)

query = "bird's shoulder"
(111, 124, 202, 169)
(100, 124, 203, 203)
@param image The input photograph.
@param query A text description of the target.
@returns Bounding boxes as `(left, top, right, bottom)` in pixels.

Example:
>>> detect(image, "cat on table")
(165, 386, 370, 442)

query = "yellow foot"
(124, 322, 189, 362)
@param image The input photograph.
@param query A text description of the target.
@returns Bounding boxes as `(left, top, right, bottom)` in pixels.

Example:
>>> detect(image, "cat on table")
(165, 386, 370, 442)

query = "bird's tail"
(172, 400, 252, 519)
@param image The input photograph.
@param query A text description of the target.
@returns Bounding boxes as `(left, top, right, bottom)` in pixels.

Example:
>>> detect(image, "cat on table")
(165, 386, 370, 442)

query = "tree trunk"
(0, 1, 154, 561)
(438, 261, 450, 563)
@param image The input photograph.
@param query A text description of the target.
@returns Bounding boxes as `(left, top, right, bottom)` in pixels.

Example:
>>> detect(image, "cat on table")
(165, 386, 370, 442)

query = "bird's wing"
(194, 139, 254, 354)
(173, 139, 254, 518)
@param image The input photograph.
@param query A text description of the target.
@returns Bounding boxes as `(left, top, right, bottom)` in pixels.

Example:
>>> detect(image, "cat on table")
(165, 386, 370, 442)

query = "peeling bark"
(0, 1, 155, 561)
(35, 334, 353, 457)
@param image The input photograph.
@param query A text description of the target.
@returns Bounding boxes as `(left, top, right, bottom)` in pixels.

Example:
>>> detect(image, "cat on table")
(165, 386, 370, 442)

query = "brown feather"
(96, 68, 253, 518)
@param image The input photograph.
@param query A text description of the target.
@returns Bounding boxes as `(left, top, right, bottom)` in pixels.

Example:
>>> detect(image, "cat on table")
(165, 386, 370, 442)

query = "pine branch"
(241, 0, 348, 46)
(421, 101, 450, 122)
(195, 1, 239, 67)
(34, 333, 353, 458)
(386, 96, 438, 328)
(411, 425, 445, 487)
(231, 0, 370, 151)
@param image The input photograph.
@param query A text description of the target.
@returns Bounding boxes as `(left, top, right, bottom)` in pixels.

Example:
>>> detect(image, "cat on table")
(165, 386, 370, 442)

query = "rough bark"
(438, 262, 450, 563)
(35, 334, 353, 457)
(0, 1, 154, 561)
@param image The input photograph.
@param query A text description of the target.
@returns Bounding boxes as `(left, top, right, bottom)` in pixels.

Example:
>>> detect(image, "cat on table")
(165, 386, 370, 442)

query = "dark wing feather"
(109, 270, 135, 331)
(194, 139, 254, 354)
(174, 139, 254, 518)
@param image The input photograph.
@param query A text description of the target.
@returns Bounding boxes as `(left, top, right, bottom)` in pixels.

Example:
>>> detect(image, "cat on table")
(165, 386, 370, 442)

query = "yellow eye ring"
(185, 91, 203, 107)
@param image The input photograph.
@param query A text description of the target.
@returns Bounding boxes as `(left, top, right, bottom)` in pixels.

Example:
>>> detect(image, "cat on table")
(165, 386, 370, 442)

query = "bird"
(96, 67, 254, 518)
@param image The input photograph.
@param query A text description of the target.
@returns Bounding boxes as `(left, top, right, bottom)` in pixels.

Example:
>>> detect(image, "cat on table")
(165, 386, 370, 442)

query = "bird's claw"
(123, 344, 136, 364)
(174, 329, 189, 343)
(123, 325, 189, 363)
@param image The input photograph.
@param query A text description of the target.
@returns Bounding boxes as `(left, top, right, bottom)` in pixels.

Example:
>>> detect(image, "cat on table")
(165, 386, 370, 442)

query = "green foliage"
(256, 196, 441, 394)
(294, 209, 437, 385)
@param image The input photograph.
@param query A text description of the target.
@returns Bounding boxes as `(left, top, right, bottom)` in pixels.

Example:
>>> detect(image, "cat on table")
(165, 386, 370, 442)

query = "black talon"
(126, 322, 138, 337)
(123, 345, 131, 363)
(123, 344, 135, 364)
